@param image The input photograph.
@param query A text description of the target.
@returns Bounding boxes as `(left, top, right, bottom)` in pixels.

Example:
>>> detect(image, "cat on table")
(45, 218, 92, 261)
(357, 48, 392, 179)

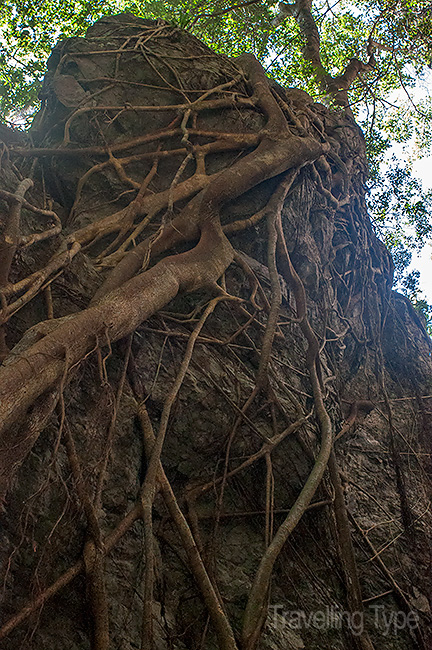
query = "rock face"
(0, 13, 431, 650)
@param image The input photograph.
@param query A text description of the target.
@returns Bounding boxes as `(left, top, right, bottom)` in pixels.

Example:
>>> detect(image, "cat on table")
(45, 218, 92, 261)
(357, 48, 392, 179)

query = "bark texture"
(0, 13, 431, 650)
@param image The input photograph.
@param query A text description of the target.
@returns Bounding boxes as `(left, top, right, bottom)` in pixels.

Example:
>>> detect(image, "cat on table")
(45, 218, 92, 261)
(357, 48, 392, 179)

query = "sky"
(388, 65, 432, 303)
(407, 139, 432, 302)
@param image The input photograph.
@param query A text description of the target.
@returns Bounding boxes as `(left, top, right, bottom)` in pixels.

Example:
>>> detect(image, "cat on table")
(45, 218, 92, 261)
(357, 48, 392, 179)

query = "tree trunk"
(0, 13, 430, 650)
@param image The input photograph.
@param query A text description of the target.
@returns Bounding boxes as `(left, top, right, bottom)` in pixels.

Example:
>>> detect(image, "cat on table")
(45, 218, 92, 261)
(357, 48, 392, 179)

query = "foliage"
(1, 0, 431, 305)
(2, 1, 431, 123)
(367, 156, 432, 272)
(400, 270, 432, 333)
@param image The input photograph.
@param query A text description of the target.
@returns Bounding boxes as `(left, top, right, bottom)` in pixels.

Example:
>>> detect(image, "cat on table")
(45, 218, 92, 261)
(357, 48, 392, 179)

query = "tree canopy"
(1, 0, 432, 313)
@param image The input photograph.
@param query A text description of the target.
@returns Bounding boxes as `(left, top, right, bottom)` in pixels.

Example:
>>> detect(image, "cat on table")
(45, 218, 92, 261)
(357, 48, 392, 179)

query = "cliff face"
(0, 13, 430, 650)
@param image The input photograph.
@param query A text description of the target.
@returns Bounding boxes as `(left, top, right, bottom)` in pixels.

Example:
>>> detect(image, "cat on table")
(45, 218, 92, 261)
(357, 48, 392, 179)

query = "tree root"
(0, 219, 234, 503)
(328, 450, 375, 650)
